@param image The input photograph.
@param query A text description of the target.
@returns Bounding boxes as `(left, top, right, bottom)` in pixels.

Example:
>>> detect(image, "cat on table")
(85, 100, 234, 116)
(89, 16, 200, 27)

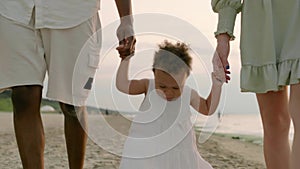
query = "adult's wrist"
(217, 33, 230, 44)
(215, 6, 238, 41)
(120, 15, 133, 26)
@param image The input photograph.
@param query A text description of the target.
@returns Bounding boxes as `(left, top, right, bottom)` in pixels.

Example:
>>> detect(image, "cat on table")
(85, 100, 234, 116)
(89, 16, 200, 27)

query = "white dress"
(119, 79, 213, 169)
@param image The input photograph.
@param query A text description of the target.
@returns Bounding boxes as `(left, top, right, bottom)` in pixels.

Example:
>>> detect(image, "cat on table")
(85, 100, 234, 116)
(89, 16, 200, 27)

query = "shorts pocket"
(88, 53, 100, 69)
(87, 38, 101, 68)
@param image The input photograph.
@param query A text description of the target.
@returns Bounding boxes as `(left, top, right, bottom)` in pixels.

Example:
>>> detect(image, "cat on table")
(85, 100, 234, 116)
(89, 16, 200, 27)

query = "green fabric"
(212, 0, 300, 93)
(212, 0, 242, 40)
(216, 7, 237, 40)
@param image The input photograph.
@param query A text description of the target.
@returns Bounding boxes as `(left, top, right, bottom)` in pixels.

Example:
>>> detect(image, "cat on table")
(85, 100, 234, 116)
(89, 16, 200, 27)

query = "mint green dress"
(212, 0, 300, 93)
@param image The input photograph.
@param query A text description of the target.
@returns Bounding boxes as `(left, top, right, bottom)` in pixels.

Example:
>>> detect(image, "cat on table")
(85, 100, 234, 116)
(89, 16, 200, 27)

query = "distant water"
(122, 112, 295, 143)
(194, 113, 295, 143)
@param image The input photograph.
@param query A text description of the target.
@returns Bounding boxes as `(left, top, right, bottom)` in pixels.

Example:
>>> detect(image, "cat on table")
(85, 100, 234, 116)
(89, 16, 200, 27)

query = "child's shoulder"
(189, 87, 201, 101)
(138, 78, 150, 94)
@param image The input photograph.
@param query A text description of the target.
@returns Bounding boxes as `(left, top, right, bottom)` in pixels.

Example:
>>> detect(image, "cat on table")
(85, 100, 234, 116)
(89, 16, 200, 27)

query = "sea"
(194, 113, 295, 145)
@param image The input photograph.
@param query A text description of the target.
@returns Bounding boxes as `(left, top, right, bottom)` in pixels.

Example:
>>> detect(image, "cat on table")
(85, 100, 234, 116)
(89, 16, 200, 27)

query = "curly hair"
(153, 40, 192, 75)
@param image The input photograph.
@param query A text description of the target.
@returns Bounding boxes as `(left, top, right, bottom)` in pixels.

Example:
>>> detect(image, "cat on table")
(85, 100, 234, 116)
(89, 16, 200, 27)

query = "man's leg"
(290, 83, 300, 169)
(11, 85, 44, 169)
(256, 88, 291, 169)
(59, 103, 87, 169)
(40, 12, 101, 169)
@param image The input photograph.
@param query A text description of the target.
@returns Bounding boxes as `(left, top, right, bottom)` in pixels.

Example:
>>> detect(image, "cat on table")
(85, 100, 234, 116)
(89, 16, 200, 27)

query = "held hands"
(116, 17, 136, 60)
(116, 36, 136, 60)
(212, 51, 228, 85)
(215, 33, 231, 83)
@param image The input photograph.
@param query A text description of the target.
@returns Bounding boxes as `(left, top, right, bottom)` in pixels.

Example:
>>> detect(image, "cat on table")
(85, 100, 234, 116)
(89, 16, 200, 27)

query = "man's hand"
(116, 14, 136, 60)
(114, 0, 135, 60)
(116, 36, 136, 60)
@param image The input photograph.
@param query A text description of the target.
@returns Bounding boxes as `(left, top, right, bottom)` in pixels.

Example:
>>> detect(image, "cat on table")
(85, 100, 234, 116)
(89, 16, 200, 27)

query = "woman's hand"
(216, 33, 231, 82)
(212, 51, 226, 84)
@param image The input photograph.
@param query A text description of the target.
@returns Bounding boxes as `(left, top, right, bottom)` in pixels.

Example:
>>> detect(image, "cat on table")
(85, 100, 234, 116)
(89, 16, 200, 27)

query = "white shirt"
(0, 0, 100, 29)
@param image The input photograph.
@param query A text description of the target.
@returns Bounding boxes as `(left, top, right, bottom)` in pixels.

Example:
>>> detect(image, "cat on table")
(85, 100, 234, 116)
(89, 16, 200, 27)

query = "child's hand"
(212, 51, 228, 84)
(212, 72, 225, 85)
(116, 36, 136, 60)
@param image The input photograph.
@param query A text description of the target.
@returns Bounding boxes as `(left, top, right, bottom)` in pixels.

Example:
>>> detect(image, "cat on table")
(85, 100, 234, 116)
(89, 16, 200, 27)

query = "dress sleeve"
(211, 0, 243, 40)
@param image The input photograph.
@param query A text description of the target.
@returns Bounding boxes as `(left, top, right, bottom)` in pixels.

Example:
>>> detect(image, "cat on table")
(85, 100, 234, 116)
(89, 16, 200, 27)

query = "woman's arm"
(212, 0, 242, 72)
(116, 59, 148, 95)
(212, 0, 243, 40)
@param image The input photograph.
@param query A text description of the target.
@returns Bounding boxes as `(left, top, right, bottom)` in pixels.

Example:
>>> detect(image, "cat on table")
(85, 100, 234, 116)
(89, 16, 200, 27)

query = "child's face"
(154, 69, 188, 101)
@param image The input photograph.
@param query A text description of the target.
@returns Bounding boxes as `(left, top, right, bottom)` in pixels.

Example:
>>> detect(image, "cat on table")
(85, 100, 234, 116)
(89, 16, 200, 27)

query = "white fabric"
(0, 13, 101, 106)
(119, 79, 213, 169)
(0, 0, 100, 29)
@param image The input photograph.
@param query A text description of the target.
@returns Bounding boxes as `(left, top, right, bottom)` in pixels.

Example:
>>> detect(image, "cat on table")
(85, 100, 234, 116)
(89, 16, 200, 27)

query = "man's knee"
(59, 103, 85, 118)
(11, 85, 42, 111)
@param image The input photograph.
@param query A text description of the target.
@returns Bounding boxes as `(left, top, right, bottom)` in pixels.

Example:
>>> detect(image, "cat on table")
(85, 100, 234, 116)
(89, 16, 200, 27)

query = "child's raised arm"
(116, 58, 148, 95)
(190, 73, 223, 116)
(190, 52, 226, 115)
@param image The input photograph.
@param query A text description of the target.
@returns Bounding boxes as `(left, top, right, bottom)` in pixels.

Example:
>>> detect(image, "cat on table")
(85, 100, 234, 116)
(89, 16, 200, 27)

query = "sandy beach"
(0, 113, 266, 169)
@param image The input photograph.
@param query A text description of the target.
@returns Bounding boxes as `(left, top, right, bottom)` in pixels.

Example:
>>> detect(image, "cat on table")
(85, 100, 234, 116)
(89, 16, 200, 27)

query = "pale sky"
(44, 0, 260, 114)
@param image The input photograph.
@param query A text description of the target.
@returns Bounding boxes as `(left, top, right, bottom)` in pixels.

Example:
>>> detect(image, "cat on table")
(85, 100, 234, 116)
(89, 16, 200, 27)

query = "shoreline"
(196, 133, 265, 169)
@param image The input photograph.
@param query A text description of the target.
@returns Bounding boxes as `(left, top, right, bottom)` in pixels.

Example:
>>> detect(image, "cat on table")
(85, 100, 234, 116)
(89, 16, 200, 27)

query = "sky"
(43, 0, 260, 114)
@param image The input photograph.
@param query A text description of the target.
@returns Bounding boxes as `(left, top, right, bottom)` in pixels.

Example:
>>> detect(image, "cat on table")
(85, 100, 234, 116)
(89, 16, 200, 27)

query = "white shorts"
(0, 13, 102, 106)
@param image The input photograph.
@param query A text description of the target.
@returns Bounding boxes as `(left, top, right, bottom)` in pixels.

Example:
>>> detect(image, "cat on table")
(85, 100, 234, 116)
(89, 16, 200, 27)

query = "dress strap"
(146, 79, 154, 94)
(182, 85, 192, 105)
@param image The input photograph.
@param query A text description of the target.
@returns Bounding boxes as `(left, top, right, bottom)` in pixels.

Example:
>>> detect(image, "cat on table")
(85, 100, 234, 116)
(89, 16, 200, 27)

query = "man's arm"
(115, 0, 135, 57)
(115, 0, 133, 18)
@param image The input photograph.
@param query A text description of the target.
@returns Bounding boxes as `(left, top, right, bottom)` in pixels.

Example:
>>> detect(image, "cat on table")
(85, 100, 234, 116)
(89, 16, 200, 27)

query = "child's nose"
(164, 89, 173, 97)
